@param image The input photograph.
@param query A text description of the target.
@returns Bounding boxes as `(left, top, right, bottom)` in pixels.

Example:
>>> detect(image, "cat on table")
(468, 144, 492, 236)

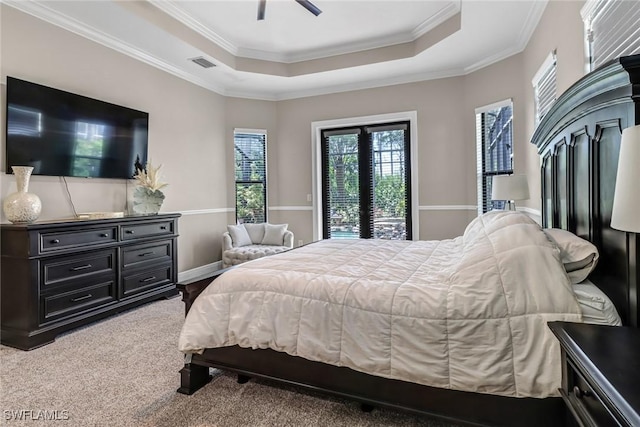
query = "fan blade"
(295, 0, 322, 16)
(257, 0, 266, 20)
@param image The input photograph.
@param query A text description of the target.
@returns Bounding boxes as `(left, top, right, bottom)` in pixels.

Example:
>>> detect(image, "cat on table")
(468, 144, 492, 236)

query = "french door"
(320, 121, 412, 240)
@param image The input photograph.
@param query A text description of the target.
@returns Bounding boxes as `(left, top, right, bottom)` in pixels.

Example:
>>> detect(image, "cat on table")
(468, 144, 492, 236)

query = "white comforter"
(179, 211, 582, 398)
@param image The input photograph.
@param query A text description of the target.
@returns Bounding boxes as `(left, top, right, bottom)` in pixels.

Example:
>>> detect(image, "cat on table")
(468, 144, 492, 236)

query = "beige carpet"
(0, 297, 460, 427)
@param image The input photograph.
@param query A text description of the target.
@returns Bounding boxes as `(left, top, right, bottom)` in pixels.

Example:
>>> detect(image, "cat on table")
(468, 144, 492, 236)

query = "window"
(476, 100, 513, 214)
(582, 0, 640, 71)
(321, 121, 412, 240)
(532, 51, 557, 124)
(234, 130, 266, 223)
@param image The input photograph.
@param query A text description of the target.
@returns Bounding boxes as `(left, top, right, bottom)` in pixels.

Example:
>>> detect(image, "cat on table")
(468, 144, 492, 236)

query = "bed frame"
(176, 54, 640, 427)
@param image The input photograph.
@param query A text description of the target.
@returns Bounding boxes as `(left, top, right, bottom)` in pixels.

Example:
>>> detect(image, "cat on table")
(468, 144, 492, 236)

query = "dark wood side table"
(548, 322, 640, 426)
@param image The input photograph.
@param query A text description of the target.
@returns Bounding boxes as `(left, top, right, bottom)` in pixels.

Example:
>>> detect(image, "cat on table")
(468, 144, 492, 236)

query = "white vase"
(3, 166, 42, 223)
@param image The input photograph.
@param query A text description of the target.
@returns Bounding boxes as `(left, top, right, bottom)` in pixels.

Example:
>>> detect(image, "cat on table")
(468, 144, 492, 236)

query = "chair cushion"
(244, 223, 266, 244)
(227, 224, 252, 247)
(261, 223, 288, 245)
(223, 245, 290, 267)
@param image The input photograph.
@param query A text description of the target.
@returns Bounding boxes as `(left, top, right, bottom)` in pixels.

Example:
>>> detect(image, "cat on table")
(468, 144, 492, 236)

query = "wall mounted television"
(5, 76, 148, 179)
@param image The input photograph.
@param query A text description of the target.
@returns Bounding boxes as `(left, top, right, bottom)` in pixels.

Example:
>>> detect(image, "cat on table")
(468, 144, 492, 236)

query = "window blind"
(582, 0, 640, 71)
(532, 51, 557, 124)
(234, 131, 267, 223)
(475, 101, 513, 214)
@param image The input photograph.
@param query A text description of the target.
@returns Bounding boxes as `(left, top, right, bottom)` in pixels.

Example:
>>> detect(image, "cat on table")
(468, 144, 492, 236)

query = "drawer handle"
(160, 226, 167, 230)
(573, 386, 591, 399)
(138, 252, 155, 257)
(70, 264, 93, 271)
(50, 239, 61, 244)
(140, 276, 156, 283)
(126, 230, 135, 234)
(70, 294, 93, 302)
(100, 233, 109, 238)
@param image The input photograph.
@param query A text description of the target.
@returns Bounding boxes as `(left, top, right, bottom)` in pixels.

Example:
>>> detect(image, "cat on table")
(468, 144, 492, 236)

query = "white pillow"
(243, 223, 265, 244)
(261, 223, 288, 246)
(227, 224, 252, 247)
(544, 228, 599, 283)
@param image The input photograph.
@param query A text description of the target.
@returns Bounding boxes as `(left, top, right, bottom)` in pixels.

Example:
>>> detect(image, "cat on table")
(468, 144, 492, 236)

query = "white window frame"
(311, 111, 418, 242)
(475, 99, 514, 216)
(233, 128, 268, 224)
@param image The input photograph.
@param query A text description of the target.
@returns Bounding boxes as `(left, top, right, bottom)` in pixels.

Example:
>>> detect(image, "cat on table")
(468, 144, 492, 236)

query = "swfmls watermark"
(3, 410, 70, 421)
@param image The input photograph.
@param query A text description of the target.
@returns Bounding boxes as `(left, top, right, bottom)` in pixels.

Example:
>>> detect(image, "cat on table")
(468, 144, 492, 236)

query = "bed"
(176, 54, 640, 427)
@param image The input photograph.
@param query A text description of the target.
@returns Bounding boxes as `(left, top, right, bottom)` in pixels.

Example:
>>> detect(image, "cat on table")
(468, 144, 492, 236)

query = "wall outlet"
(298, 240, 304, 246)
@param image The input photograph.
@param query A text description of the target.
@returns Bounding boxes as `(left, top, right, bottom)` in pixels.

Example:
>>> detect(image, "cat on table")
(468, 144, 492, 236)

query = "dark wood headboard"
(531, 54, 640, 327)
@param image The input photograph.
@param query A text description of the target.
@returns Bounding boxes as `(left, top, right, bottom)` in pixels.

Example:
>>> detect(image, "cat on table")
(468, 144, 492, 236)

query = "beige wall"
(276, 77, 475, 242)
(1, 1, 589, 273)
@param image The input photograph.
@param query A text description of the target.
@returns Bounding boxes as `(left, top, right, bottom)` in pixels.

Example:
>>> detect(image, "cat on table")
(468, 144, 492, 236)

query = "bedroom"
(1, 0, 639, 426)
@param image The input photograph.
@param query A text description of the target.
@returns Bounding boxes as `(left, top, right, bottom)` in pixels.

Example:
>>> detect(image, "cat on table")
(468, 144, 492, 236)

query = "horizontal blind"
(583, 0, 640, 70)
(234, 131, 267, 223)
(532, 52, 557, 124)
(476, 102, 513, 214)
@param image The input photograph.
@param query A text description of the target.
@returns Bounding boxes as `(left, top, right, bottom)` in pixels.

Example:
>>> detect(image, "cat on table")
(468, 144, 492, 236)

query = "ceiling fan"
(257, 0, 322, 21)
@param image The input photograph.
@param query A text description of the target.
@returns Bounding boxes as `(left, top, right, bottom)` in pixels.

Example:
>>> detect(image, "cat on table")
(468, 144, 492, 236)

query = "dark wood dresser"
(549, 322, 640, 426)
(1, 213, 180, 350)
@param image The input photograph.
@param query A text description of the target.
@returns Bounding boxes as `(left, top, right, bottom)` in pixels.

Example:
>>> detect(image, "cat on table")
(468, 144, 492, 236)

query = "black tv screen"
(5, 77, 148, 179)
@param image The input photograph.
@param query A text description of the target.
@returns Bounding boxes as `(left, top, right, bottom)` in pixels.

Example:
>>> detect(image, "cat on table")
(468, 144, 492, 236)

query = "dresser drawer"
(564, 360, 617, 427)
(41, 249, 116, 289)
(42, 280, 116, 323)
(121, 221, 173, 241)
(122, 264, 172, 298)
(122, 241, 172, 271)
(40, 227, 117, 253)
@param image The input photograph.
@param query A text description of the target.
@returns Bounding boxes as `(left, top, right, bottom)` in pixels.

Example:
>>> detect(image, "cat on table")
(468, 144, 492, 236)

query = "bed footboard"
(177, 268, 233, 395)
(176, 268, 232, 315)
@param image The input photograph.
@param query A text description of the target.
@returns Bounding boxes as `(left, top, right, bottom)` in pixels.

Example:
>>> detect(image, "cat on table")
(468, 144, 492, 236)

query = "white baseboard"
(177, 261, 222, 283)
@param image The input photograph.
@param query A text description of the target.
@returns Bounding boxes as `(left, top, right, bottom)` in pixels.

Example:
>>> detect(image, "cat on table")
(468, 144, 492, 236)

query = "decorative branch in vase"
(132, 161, 168, 215)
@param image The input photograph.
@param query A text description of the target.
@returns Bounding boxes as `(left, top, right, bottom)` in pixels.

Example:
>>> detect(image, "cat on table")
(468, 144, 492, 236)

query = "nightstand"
(548, 322, 640, 426)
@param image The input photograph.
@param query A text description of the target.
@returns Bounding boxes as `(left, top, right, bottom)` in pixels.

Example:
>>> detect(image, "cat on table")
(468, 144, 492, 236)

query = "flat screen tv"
(5, 76, 148, 179)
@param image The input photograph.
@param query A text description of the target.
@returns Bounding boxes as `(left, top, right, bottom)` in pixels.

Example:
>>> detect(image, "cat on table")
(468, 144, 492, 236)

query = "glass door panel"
(321, 121, 412, 240)
(326, 133, 360, 239)
(371, 128, 407, 240)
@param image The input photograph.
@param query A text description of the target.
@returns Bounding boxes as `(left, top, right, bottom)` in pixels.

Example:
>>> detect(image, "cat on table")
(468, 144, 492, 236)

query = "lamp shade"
(491, 174, 530, 201)
(612, 124, 640, 232)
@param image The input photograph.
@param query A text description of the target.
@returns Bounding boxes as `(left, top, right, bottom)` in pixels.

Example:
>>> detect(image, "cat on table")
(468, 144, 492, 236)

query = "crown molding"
(236, 32, 415, 64)
(3, 0, 228, 96)
(148, 0, 238, 55)
(412, 0, 460, 39)
(5, 0, 547, 102)
(517, 1, 548, 52)
(463, 1, 546, 74)
(149, 0, 461, 64)
(262, 67, 466, 101)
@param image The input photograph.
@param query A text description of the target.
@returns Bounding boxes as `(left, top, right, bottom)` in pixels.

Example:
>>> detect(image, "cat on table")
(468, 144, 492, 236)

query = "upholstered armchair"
(222, 223, 294, 269)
